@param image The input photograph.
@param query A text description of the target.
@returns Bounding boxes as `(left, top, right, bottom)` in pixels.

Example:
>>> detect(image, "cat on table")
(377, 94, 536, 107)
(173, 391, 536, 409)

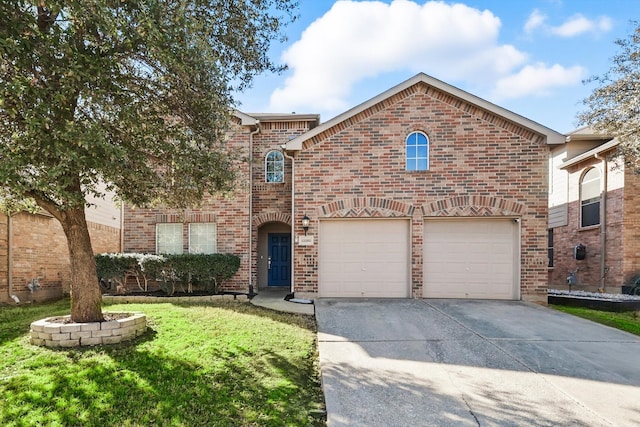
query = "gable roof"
(285, 72, 566, 150)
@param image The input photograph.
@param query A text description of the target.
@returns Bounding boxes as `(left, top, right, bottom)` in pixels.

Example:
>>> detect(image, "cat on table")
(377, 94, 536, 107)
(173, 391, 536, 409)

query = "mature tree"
(0, 0, 297, 322)
(578, 21, 640, 173)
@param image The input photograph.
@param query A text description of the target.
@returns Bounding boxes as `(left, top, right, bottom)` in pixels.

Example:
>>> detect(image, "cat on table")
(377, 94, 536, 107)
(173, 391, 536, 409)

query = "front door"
(268, 233, 291, 287)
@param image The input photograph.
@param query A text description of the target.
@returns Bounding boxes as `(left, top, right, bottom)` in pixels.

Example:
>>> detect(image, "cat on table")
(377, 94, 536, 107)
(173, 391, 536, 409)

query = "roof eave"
(232, 110, 260, 127)
(560, 138, 620, 169)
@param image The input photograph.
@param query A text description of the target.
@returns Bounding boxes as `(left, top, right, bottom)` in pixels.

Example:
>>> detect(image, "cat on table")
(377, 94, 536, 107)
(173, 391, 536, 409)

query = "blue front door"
(268, 233, 291, 287)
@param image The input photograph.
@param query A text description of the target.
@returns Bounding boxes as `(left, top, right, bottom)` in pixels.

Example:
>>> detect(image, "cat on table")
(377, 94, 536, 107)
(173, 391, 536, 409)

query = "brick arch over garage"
(253, 212, 292, 227)
(422, 195, 525, 217)
(318, 197, 415, 218)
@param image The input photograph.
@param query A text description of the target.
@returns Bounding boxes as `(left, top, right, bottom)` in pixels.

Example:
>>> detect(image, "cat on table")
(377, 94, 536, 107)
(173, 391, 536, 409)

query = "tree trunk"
(59, 207, 104, 323)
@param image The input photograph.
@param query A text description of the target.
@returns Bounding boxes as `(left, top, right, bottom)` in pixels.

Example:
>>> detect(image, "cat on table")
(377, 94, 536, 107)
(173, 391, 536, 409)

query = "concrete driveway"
(315, 299, 640, 427)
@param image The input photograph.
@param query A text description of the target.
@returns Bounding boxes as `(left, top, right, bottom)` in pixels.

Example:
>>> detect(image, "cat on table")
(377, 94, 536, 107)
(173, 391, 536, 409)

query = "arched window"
(580, 167, 600, 227)
(405, 131, 429, 171)
(265, 150, 284, 183)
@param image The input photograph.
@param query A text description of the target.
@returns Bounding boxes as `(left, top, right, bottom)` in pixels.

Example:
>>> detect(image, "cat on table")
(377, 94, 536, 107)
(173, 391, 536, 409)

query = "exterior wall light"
(301, 215, 310, 235)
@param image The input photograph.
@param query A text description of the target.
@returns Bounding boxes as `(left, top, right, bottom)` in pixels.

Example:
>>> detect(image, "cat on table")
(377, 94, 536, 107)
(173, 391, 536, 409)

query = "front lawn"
(0, 299, 325, 426)
(551, 304, 640, 337)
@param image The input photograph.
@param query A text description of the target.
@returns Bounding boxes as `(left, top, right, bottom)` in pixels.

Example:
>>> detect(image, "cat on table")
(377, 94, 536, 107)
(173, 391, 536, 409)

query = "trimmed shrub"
(95, 253, 240, 295)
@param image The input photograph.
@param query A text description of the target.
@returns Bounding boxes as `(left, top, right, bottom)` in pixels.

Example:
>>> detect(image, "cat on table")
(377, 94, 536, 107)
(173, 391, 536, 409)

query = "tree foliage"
(578, 21, 640, 174)
(0, 0, 297, 321)
(0, 0, 297, 209)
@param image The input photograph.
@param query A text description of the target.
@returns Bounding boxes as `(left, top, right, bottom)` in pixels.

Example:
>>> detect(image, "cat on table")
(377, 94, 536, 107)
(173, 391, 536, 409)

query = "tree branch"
(37, 2, 59, 33)
(26, 190, 63, 222)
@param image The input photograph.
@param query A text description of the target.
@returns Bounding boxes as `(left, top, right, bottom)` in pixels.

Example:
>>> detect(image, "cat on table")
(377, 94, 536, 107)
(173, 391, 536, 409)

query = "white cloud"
(550, 14, 613, 37)
(269, 0, 528, 115)
(492, 63, 586, 99)
(524, 9, 547, 34)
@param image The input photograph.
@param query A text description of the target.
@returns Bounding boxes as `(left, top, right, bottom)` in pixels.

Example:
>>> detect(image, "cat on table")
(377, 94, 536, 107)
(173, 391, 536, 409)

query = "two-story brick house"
(124, 73, 565, 303)
(548, 127, 640, 292)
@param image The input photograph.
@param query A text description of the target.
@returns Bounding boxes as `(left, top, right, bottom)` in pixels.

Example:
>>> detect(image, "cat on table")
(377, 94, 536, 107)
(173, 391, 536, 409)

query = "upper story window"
(265, 150, 284, 183)
(406, 131, 429, 171)
(580, 167, 601, 228)
(156, 223, 183, 254)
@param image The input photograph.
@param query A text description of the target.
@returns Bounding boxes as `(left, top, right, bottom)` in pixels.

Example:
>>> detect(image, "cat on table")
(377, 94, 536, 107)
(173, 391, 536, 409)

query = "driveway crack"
(461, 395, 481, 427)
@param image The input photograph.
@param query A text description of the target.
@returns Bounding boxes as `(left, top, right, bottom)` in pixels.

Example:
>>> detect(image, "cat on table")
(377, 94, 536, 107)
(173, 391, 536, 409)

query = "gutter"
(282, 147, 295, 295)
(248, 121, 261, 294)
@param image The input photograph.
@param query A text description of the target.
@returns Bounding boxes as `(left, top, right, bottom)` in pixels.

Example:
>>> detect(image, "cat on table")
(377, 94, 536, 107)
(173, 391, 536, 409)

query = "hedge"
(95, 253, 241, 295)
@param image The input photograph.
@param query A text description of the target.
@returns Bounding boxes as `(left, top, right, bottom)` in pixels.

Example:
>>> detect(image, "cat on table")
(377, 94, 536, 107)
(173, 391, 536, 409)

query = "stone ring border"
(30, 313, 147, 348)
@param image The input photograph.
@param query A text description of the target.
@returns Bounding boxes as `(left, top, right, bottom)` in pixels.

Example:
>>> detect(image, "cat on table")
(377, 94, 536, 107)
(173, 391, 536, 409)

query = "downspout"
(248, 121, 261, 294)
(282, 148, 295, 295)
(7, 213, 19, 304)
(595, 153, 607, 291)
(120, 202, 125, 252)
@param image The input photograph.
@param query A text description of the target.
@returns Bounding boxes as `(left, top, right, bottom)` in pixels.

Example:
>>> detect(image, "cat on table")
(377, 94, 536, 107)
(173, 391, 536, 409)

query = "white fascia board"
(232, 110, 260, 127)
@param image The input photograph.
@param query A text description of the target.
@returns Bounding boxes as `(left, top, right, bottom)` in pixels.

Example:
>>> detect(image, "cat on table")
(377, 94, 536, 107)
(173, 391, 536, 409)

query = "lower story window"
(156, 223, 183, 254)
(189, 223, 217, 254)
(548, 229, 554, 268)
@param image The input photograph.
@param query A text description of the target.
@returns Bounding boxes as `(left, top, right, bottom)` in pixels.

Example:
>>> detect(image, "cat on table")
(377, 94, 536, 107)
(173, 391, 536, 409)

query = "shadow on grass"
(1, 301, 325, 426)
(2, 328, 324, 426)
(0, 299, 70, 345)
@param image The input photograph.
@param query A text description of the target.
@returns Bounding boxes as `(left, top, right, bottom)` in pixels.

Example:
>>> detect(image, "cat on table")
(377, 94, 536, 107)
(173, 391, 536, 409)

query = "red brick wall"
(122, 117, 318, 293)
(0, 212, 120, 303)
(548, 155, 636, 292)
(251, 120, 315, 286)
(123, 120, 252, 292)
(292, 82, 550, 302)
(623, 168, 640, 284)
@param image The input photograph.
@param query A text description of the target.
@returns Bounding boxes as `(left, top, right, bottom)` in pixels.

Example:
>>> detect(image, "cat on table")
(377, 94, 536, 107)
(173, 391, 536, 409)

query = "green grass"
(551, 305, 640, 336)
(0, 299, 325, 426)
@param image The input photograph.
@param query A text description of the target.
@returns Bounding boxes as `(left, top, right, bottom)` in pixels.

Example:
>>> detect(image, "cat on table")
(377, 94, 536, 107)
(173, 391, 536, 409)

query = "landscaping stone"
(30, 313, 147, 348)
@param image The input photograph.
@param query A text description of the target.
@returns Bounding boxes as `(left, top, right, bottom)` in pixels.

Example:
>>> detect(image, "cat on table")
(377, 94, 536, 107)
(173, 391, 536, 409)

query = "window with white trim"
(406, 131, 429, 171)
(580, 167, 601, 227)
(265, 150, 285, 183)
(156, 223, 183, 254)
(189, 223, 217, 254)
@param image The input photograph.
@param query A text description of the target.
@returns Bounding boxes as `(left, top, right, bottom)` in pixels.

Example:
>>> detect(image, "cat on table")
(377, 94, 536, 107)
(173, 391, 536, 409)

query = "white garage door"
(319, 219, 410, 298)
(423, 219, 519, 300)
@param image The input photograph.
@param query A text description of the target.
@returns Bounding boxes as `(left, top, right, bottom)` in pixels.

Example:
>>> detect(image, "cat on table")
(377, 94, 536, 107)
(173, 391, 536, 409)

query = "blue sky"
(235, 0, 634, 133)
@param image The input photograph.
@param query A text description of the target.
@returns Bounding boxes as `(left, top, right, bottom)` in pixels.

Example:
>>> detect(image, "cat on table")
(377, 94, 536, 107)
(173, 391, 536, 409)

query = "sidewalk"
(249, 287, 315, 315)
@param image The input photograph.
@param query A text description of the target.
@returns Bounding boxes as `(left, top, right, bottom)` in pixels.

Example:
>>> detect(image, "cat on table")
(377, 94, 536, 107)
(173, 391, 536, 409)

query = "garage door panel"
(424, 219, 518, 300)
(319, 219, 409, 298)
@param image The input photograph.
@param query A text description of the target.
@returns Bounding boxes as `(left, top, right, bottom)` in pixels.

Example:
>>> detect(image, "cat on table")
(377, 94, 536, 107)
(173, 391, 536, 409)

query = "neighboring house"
(124, 73, 565, 303)
(0, 183, 122, 304)
(548, 127, 640, 292)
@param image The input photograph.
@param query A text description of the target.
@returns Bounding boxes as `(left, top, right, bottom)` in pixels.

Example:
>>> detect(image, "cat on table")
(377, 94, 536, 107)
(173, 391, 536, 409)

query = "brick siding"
(293, 82, 549, 302)
(0, 212, 120, 303)
(123, 117, 320, 293)
(548, 154, 640, 292)
(122, 81, 554, 302)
